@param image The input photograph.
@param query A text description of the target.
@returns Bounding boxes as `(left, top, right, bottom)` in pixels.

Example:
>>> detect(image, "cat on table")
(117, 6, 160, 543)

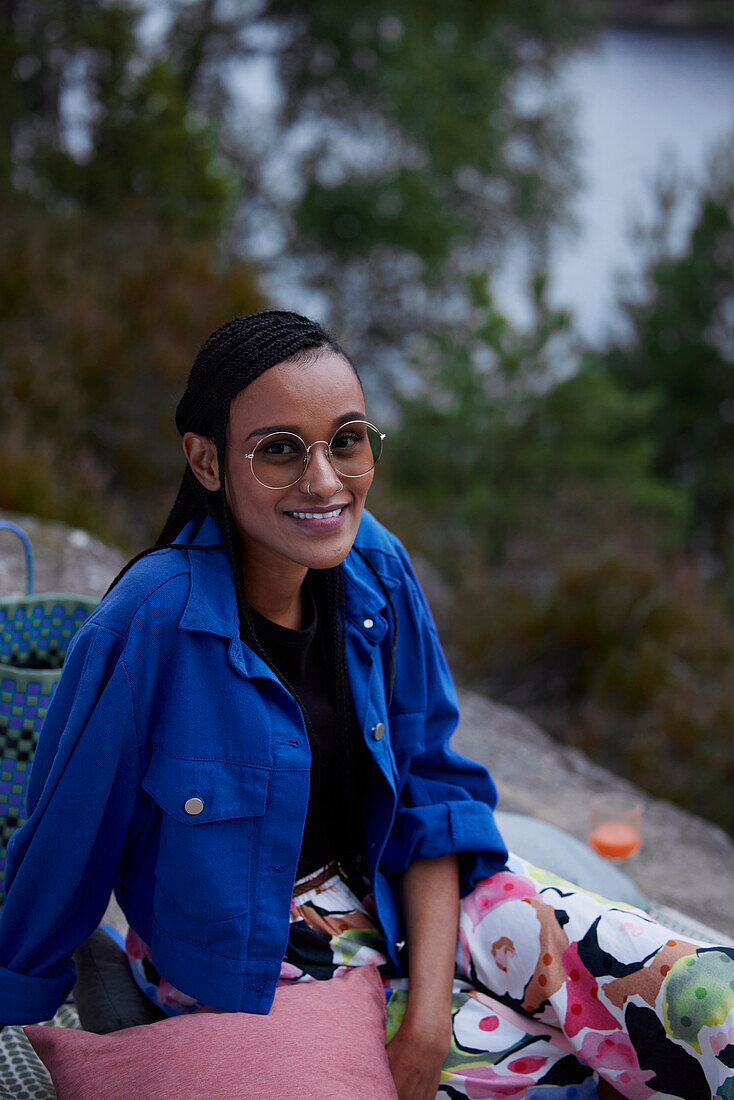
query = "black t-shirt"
(249, 575, 367, 878)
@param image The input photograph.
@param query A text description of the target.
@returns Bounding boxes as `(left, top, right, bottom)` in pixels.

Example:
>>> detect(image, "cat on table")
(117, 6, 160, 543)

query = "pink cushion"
(25, 966, 398, 1100)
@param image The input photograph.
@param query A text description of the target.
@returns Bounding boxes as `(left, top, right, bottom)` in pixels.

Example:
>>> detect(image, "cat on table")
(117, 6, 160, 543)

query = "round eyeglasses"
(227, 419, 385, 490)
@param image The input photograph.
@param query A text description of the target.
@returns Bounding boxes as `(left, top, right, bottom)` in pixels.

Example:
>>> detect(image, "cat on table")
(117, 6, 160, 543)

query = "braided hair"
(157, 310, 353, 549)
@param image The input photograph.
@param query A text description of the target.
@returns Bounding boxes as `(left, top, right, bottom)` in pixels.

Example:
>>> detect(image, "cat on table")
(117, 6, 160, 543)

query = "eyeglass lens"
(251, 421, 383, 489)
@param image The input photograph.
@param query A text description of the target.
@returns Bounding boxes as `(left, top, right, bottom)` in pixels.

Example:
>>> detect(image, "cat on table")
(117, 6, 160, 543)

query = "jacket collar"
(178, 511, 398, 650)
(177, 514, 237, 640)
(341, 543, 399, 644)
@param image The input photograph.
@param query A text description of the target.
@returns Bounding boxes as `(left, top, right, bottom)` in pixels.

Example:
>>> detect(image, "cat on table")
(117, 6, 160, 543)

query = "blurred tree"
(0, 211, 263, 544)
(450, 512, 734, 834)
(380, 275, 734, 833)
(0, 0, 86, 197)
(3, 0, 594, 372)
(603, 137, 734, 575)
(150, 0, 593, 367)
(384, 273, 684, 570)
(0, 0, 260, 544)
(1, 0, 235, 236)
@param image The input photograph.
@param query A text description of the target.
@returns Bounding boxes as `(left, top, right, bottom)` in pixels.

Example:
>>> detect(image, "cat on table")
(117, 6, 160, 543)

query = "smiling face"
(184, 349, 374, 604)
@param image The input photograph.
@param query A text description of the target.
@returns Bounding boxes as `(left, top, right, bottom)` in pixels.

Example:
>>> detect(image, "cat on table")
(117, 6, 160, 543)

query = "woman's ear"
(183, 432, 220, 492)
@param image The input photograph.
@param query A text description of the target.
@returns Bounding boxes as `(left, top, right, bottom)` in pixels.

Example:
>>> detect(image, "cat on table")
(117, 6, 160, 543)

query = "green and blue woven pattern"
(0, 594, 97, 897)
(0, 598, 91, 665)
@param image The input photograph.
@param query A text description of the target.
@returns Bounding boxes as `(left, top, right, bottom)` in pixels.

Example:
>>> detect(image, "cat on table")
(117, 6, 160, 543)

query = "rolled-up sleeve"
(379, 545, 508, 892)
(0, 623, 144, 1025)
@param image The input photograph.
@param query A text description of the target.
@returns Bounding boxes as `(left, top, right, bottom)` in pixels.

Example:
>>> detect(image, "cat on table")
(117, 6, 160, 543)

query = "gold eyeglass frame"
(226, 418, 386, 490)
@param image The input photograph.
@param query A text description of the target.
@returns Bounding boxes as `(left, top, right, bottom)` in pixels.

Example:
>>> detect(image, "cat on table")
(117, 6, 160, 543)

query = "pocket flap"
(143, 748, 270, 824)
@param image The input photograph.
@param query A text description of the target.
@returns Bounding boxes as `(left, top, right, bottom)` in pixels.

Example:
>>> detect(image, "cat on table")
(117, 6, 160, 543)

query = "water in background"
(549, 26, 734, 341)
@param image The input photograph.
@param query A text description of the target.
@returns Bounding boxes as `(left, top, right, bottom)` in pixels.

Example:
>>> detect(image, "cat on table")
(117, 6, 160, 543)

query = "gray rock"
(0, 510, 126, 598)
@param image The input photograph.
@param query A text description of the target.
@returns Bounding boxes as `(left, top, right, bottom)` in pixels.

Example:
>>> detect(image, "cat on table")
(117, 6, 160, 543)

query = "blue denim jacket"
(0, 511, 507, 1024)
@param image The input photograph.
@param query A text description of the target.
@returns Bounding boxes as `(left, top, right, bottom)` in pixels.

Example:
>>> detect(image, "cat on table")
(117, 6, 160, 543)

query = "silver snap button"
(371, 722, 385, 741)
(184, 796, 204, 815)
(363, 618, 374, 629)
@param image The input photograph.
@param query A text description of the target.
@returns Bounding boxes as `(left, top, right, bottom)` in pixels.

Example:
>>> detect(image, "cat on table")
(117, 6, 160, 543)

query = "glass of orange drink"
(588, 793, 643, 862)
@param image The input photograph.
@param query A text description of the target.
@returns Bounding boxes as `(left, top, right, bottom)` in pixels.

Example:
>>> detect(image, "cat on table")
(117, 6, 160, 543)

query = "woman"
(0, 311, 732, 1099)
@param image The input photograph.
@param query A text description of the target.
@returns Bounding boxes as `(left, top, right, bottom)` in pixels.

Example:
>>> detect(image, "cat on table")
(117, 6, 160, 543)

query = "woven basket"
(0, 521, 97, 898)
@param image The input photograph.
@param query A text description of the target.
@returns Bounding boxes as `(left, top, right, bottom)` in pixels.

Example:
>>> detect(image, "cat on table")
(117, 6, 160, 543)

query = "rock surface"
(2, 510, 732, 939)
(0, 511, 126, 597)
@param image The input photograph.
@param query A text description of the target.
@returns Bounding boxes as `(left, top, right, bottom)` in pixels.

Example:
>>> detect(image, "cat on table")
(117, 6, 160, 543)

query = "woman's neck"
(242, 557, 310, 630)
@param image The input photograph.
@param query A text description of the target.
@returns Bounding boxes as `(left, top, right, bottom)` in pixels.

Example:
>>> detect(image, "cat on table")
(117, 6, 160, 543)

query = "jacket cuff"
(0, 961, 75, 1025)
(380, 800, 508, 891)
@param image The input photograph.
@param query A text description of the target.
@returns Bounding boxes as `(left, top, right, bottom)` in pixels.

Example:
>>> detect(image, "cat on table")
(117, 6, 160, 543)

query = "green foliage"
(450, 533, 734, 832)
(3, 0, 595, 365)
(296, 169, 470, 276)
(604, 138, 734, 571)
(46, 58, 235, 236)
(2, 1, 236, 236)
(163, 0, 593, 359)
(0, 1, 116, 194)
(386, 274, 685, 567)
(0, 0, 260, 546)
(273, 0, 587, 224)
(381, 277, 734, 832)
(285, 0, 586, 253)
(0, 210, 263, 546)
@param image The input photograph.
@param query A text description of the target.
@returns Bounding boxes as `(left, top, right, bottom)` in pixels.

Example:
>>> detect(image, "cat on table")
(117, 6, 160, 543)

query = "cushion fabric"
(24, 965, 398, 1100)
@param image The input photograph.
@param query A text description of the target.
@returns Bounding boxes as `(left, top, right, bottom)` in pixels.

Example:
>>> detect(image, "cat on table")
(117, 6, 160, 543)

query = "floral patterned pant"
(127, 854, 734, 1099)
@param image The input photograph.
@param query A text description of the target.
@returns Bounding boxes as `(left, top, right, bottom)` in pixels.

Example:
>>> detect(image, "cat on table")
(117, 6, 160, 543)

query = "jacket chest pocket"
(143, 749, 271, 921)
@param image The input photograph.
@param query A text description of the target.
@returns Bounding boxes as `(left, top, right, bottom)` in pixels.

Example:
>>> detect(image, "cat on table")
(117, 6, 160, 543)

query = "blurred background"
(1, 0, 733, 834)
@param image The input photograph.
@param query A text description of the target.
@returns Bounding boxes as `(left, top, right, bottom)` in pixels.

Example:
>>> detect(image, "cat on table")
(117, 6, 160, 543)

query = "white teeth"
(290, 508, 342, 520)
